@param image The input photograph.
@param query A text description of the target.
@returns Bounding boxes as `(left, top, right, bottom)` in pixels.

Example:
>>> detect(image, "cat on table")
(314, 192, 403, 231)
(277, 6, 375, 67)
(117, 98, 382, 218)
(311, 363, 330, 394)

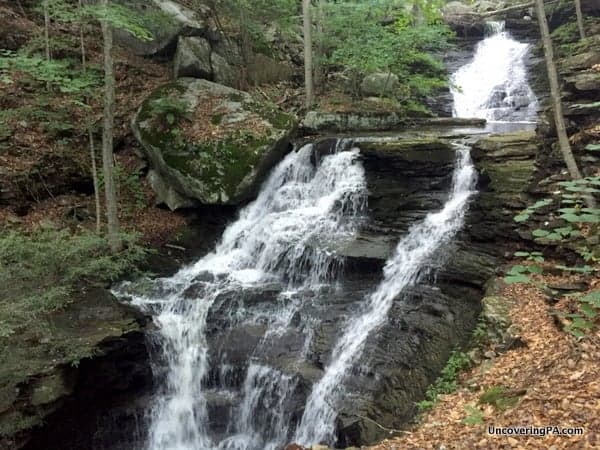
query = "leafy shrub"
(0, 228, 149, 338)
(417, 350, 472, 411)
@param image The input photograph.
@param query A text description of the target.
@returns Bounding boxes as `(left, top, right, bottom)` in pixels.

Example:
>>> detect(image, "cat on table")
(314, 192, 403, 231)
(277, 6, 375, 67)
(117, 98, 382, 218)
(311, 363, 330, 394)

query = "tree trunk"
(302, 0, 314, 108)
(88, 127, 102, 233)
(535, 0, 583, 181)
(100, 0, 121, 252)
(79, 0, 101, 233)
(314, 0, 325, 93)
(575, 0, 586, 39)
(78, 0, 87, 69)
(43, 0, 51, 90)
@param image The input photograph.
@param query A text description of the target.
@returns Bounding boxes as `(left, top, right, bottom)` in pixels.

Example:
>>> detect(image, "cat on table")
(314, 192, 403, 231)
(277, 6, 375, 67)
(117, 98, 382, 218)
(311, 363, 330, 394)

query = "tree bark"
(535, 0, 584, 180)
(575, 0, 586, 39)
(100, 0, 121, 252)
(302, 0, 314, 108)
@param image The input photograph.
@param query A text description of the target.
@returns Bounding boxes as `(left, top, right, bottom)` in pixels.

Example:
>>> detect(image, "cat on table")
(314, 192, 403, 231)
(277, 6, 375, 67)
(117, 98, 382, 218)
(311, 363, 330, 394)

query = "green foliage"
(417, 350, 472, 411)
(0, 50, 101, 95)
(514, 251, 544, 263)
(0, 228, 149, 338)
(323, 0, 452, 106)
(504, 264, 542, 284)
(513, 198, 553, 222)
(479, 386, 520, 410)
(462, 405, 484, 425)
(148, 97, 192, 129)
(82, 3, 154, 41)
(551, 290, 600, 338)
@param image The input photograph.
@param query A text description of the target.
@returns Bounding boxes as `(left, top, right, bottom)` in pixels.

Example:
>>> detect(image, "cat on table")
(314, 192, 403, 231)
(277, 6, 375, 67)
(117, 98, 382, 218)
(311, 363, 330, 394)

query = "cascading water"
(451, 21, 538, 123)
(115, 143, 368, 450)
(294, 145, 477, 446)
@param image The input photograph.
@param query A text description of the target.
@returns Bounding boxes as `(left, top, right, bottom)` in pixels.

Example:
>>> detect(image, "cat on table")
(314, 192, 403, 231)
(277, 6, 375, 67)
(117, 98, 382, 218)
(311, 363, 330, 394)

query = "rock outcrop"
(0, 289, 149, 450)
(132, 78, 297, 209)
(112, 0, 211, 57)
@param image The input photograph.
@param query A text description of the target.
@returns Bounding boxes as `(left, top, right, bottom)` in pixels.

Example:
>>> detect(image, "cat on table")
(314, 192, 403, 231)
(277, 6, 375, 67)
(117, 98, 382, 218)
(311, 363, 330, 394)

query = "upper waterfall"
(450, 21, 538, 123)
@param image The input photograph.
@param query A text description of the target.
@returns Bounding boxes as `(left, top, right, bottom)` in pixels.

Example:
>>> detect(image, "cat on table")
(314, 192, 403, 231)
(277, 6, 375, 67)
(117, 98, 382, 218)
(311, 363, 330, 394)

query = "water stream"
(451, 21, 538, 124)
(113, 19, 536, 450)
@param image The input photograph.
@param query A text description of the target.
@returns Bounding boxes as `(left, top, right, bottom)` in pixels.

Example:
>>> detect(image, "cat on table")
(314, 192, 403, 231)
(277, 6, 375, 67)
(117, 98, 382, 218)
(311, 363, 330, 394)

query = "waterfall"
(115, 143, 368, 450)
(450, 21, 538, 122)
(294, 145, 477, 446)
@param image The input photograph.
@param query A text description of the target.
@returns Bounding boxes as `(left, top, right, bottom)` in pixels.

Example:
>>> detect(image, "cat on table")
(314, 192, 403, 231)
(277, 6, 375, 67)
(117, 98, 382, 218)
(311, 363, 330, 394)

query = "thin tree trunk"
(43, 0, 51, 90)
(575, 0, 586, 39)
(79, 0, 101, 232)
(314, 0, 325, 93)
(88, 127, 102, 233)
(79, 0, 87, 69)
(535, 0, 583, 180)
(100, 0, 121, 252)
(302, 0, 314, 108)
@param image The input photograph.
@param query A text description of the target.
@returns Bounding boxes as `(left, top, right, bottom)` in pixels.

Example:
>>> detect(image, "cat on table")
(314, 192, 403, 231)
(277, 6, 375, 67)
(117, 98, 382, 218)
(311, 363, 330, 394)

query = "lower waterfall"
(116, 143, 368, 450)
(116, 141, 476, 449)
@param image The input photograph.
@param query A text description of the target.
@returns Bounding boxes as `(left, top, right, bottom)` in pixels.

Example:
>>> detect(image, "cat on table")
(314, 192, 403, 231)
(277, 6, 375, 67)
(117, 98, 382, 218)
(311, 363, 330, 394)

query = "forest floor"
(369, 271, 600, 450)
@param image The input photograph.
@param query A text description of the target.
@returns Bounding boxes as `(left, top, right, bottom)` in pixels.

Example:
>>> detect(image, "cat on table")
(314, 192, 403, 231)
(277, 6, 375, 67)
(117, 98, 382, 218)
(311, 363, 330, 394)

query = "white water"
(294, 145, 477, 446)
(116, 143, 367, 450)
(451, 21, 538, 122)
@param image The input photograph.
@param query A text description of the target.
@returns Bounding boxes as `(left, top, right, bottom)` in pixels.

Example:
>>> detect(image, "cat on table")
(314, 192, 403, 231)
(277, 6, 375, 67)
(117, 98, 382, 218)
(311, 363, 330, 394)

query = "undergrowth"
(0, 228, 149, 338)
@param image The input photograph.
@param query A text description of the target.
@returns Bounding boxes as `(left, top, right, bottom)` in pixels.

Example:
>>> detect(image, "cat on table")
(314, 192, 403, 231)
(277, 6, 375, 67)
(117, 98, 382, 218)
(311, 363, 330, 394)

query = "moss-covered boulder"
(132, 78, 297, 209)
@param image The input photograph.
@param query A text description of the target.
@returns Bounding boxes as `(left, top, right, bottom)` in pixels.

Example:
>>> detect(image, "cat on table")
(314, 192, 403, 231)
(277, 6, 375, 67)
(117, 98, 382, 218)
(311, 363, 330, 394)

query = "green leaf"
(558, 208, 578, 214)
(560, 213, 582, 223)
(530, 199, 553, 209)
(532, 229, 549, 237)
(504, 274, 531, 284)
(585, 144, 600, 151)
(545, 233, 563, 241)
(576, 214, 600, 223)
(507, 265, 527, 275)
(581, 290, 600, 307)
(514, 251, 530, 257)
(579, 303, 598, 319)
(514, 214, 529, 223)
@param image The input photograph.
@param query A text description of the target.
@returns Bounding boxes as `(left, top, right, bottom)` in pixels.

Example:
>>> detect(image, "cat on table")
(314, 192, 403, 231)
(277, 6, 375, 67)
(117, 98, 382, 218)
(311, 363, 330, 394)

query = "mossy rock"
(133, 78, 297, 209)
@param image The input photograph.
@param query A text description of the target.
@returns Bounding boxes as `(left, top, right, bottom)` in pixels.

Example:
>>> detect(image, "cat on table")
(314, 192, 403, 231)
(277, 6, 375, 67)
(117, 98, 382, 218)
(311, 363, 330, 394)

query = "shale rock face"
(132, 78, 297, 209)
(0, 289, 149, 450)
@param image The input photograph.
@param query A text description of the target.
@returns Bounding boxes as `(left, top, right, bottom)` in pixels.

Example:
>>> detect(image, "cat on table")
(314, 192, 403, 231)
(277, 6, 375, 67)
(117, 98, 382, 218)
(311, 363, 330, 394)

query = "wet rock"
(132, 78, 297, 208)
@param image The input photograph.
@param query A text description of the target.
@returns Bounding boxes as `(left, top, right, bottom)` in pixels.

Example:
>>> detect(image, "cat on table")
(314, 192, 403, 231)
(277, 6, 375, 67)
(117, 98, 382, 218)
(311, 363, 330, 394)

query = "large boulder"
(112, 0, 210, 57)
(132, 78, 297, 209)
(174, 36, 213, 79)
(360, 72, 400, 97)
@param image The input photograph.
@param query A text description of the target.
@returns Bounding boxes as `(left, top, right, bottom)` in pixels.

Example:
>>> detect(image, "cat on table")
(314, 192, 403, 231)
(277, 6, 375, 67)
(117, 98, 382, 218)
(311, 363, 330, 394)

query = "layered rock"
(0, 289, 149, 450)
(132, 78, 297, 209)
